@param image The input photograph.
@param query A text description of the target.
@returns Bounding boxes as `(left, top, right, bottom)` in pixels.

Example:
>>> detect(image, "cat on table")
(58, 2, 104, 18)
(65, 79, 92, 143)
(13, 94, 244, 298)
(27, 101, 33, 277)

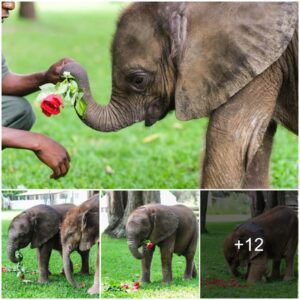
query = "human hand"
(44, 58, 75, 84)
(34, 134, 71, 179)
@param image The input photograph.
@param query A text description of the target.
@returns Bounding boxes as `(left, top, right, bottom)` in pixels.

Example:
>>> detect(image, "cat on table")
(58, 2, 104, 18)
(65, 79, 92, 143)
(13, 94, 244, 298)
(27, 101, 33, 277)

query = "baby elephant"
(224, 206, 298, 283)
(7, 204, 90, 283)
(60, 195, 99, 292)
(126, 204, 198, 283)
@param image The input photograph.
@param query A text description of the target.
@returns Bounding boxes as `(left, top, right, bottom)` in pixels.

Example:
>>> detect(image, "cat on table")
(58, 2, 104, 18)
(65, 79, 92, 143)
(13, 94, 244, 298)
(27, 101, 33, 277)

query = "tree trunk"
(249, 191, 266, 217)
(19, 2, 36, 20)
(104, 191, 160, 238)
(250, 191, 287, 217)
(88, 190, 99, 198)
(201, 191, 209, 234)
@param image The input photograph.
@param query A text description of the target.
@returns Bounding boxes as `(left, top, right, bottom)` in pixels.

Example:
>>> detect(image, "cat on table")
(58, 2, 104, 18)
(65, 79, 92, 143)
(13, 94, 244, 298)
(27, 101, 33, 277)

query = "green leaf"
(39, 83, 56, 93)
(75, 98, 87, 117)
(36, 91, 51, 102)
(56, 82, 68, 94)
(69, 80, 78, 93)
(70, 91, 78, 106)
(64, 89, 72, 105)
(76, 92, 84, 100)
(16, 250, 23, 261)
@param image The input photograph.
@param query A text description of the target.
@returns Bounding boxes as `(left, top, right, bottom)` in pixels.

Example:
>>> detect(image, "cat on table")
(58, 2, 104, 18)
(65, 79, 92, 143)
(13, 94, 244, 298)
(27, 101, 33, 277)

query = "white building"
(7, 190, 93, 210)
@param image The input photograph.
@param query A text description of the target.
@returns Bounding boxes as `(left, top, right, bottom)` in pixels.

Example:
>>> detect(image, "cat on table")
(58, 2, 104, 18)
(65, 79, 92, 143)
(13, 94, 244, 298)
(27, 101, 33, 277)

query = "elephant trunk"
(61, 62, 144, 132)
(127, 239, 146, 260)
(230, 264, 241, 277)
(7, 241, 19, 263)
(62, 248, 78, 288)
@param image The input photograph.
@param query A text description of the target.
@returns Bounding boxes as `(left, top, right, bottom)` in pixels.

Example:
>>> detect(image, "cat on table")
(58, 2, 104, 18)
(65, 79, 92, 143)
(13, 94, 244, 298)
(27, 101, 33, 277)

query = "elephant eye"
(134, 76, 144, 85)
(127, 72, 149, 92)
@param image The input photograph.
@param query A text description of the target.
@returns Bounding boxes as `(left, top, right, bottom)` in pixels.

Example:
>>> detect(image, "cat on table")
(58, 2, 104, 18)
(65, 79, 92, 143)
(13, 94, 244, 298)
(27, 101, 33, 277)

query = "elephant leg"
(184, 257, 195, 280)
(159, 238, 175, 283)
(88, 245, 99, 294)
(78, 250, 90, 275)
(201, 66, 282, 188)
(141, 246, 155, 283)
(284, 229, 298, 281)
(270, 259, 281, 280)
(192, 262, 197, 278)
(184, 231, 198, 279)
(37, 244, 52, 283)
(283, 256, 295, 281)
(243, 120, 277, 188)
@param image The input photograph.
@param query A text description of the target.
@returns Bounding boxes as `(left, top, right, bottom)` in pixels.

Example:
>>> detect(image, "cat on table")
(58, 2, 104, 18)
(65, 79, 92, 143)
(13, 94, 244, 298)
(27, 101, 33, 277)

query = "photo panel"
(100, 190, 200, 298)
(1, 190, 100, 298)
(2, 2, 298, 190)
(201, 191, 298, 298)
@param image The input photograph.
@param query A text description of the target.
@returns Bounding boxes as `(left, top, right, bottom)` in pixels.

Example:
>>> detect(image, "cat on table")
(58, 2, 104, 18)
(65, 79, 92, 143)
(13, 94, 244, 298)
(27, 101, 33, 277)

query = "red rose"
(121, 283, 129, 289)
(41, 94, 63, 117)
(146, 242, 154, 249)
(2, 267, 6, 273)
(133, 282, 140, 291)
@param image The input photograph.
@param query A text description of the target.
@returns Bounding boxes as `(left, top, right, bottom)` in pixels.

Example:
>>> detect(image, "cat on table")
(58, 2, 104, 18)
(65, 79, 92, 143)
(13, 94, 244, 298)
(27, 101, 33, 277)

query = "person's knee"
(2, 96, 36, 130)
(20, 99, 36, 130)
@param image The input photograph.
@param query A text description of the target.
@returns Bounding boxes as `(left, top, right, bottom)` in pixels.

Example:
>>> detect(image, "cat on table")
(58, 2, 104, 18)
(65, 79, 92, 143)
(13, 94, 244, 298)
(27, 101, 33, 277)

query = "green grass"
(101, 235, 199, 298)
(201, 222, 298, 298)
(2, 4, 297, 188)
(2, 220, 97, 298)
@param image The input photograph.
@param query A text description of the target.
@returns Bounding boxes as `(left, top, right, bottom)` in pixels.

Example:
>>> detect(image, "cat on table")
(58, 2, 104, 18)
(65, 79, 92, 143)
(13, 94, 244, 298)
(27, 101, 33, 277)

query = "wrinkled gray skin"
(126, 204, 198, 283)
(224, 206, 298, 283)
(61, 2, 297, 189)
(60, 195, 99, 290)
(7, 204, 90, 283)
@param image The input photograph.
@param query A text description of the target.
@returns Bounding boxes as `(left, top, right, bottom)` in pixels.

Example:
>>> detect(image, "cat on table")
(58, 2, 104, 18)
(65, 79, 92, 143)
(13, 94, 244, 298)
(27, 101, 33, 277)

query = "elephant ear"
(149, 206, 179, 244)
(81, 207, 98, 231)
(30, 205, 61, 249)
(173, 2, 298, 120)
(238, 222, 265, 260)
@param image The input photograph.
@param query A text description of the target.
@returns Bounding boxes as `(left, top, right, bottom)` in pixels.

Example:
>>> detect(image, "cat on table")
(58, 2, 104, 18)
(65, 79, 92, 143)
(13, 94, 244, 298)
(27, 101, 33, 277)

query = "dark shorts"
(2, 95, 36, 130)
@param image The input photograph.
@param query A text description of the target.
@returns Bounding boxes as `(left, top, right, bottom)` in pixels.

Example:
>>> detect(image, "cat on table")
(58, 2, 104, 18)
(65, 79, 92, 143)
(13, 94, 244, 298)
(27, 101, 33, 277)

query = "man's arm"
(2, 72, 47, 96)
(2, 57, 74, 96)
(3, 127, 71, 179)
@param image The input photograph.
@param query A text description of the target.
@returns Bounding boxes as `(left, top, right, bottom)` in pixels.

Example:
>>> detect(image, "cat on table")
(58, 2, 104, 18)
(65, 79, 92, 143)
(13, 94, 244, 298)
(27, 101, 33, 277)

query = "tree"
(19, 2, 36, 20)
(88, 190, 99, 198)
(104, 191, 160, 238)
(201, 191, 209, 234)
(250, 191, 287, 217)
(249, 191, 266, 217)
(170, 191, 199, 205)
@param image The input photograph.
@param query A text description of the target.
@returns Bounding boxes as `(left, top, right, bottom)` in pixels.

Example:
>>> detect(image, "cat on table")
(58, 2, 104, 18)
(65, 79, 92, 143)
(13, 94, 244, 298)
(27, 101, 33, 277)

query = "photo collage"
(1, 1, 298, 300)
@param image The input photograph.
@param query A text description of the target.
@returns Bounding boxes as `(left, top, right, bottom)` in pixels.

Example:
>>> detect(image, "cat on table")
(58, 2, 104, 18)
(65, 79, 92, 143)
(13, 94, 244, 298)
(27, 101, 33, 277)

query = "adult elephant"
(62, 2, 297, 189)
(126, 204, 198, 283)
(224, 206, 298, 283)
(60, 194, 99, 292)
(7, 204, 90, 283)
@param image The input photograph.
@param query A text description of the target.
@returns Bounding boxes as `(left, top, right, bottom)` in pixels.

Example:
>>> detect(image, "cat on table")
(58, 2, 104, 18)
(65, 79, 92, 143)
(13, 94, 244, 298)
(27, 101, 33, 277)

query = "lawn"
(201, 222, 298, 298)
(2, 219, 97, 298)
(101, 235, 199, 298)
(2, 3, 298, 189)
